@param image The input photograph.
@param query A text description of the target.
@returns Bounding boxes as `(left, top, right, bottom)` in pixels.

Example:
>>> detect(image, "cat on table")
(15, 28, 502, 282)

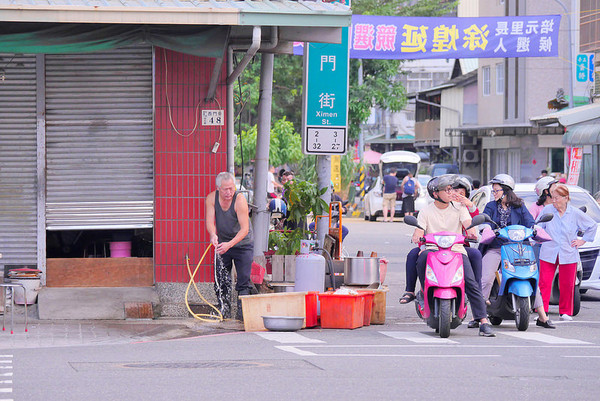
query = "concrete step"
(37, 287, 159, 320)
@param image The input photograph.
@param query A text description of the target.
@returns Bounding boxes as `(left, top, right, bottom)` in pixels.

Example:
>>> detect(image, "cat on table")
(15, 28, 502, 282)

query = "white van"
(363, 151, 421, 221)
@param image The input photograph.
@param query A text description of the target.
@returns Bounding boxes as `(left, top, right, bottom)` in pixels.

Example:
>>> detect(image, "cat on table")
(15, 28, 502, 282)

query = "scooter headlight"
(434, 235, 456, 249)
(452, 266, 464, 284)
(503, 260, 516, 272)
(507, 229, 526, 242)
(425, 265, 438, 284)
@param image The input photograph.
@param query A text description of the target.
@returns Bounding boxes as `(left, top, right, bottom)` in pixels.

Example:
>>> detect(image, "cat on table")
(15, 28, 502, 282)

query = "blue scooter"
(473, 213, 553, 331)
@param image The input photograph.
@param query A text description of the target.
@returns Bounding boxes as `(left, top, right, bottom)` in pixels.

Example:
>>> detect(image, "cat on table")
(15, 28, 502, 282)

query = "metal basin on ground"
(343, 257, 380, 285)
(262, 316, 305, 332)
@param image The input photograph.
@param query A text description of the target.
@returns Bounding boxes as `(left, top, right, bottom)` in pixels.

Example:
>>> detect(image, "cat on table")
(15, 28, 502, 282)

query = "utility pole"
(552, 0, 575, 108)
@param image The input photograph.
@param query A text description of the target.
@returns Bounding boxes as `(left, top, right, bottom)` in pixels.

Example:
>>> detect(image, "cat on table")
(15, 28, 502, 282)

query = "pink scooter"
(405, 216, 469, 338)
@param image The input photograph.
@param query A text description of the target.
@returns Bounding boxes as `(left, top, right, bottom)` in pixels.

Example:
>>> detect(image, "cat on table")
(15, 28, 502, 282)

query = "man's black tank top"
(215, 190, 253, 248)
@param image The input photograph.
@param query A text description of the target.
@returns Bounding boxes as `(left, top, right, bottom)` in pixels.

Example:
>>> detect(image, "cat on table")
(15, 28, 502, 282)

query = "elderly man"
(205, 171, 254, 320)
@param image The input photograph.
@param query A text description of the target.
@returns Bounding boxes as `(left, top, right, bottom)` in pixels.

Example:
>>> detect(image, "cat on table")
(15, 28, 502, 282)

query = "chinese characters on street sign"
(302, 28, 349, 155)
(576, 53, 595, 83)
(294, 15, 561, 60)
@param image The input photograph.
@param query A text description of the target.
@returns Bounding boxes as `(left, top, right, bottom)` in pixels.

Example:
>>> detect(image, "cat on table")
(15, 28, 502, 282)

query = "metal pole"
(316, 155, 331, 247)
(252, 52, 274, 257)
(226, 47, 235, 174)
(357, 59, 364, 160)
(552, 0, 574, 108)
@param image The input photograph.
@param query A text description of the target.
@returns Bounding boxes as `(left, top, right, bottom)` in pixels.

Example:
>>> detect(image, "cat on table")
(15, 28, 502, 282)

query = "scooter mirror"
(580, 206, 587, 213)
(470, 214, 487, 227)
(404, 215, 422, 229)
(536, 213, 553, 223)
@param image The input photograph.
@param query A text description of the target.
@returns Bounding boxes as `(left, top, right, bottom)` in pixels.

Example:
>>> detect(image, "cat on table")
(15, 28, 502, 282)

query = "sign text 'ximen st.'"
(294, 15, 561, 60)
(302, 28, 350, 155)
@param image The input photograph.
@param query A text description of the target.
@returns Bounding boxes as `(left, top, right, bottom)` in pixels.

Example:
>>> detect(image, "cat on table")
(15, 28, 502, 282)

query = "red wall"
(154, 48, 226, 283)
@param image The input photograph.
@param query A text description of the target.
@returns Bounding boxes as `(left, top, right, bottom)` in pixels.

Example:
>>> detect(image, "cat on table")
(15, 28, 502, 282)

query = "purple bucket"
(109, 241, 131, 258)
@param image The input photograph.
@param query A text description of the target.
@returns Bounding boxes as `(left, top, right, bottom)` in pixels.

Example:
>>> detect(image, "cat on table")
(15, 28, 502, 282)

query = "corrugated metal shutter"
(45, 46, 154, 230)
(0, 54, 38, 266)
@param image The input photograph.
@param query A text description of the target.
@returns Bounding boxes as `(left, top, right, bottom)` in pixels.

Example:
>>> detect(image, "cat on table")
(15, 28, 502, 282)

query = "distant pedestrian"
(267, 165, 282, 199)
(472, 179, 481, 190)
(382, 168, 398, 222)
(400, 172, 420, 217)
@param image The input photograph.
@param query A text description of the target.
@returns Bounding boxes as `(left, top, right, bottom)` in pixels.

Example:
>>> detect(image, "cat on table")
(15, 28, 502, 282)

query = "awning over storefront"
(531, 103, 600, 126)
(530, 103, 600, 145)
(0, 0, 351, 26)
(563, 124, 600, 145)
(0, 23, 230, 57)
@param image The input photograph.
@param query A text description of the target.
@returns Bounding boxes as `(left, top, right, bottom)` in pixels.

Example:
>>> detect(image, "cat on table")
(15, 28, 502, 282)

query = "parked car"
(415, 174, 434, 214)
(470, 183, 600, 314)
(363, 151, 421, 221)
(427, 163, 459, 177)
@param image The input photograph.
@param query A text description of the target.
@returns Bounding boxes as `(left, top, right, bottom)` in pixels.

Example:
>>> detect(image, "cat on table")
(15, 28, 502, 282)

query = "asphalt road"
(4, 216, 600, 400)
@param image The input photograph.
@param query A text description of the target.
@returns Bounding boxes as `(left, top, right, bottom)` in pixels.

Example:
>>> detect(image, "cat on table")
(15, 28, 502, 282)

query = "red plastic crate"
(360, 291, 375, 326)
(318, 293, 365, 329)
(250, 262, 265, 284)
(305, 292, 319, 328)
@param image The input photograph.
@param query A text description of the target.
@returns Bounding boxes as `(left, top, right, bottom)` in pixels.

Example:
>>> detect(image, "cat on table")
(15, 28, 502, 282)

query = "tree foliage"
(234, 117, 304, 168)
(233, 0, 457, 168)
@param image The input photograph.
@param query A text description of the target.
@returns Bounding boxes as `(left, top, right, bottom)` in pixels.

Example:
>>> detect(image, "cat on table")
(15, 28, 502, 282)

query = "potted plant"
(268, 178, 329, 255)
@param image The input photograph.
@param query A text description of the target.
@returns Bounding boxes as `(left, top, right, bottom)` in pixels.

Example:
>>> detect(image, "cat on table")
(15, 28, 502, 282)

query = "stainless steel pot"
(343, 257, 380, 285)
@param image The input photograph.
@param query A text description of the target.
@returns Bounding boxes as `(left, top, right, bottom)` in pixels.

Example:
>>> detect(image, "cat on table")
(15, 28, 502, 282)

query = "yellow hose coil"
(184, 244, 224, 322)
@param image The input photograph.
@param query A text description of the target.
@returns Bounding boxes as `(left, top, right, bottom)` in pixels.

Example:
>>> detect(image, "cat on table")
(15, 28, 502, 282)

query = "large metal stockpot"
(343, 257, 380, 285)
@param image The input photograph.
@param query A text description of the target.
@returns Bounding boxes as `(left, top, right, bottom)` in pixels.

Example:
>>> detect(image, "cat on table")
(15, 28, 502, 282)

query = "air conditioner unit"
(462, 149, 480, 163)
(462, 135, 477, 146)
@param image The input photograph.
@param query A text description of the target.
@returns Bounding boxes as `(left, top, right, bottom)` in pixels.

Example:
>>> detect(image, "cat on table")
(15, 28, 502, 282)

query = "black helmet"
(427, 174, 455, 199)
(427, 177, 440, 199)
(452, 176, 472, 198)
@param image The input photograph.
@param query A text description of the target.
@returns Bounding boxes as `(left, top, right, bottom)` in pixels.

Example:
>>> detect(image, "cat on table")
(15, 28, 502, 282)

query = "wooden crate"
(357, 287, 388, 325)
(270, 255, 297, 282)
(239, 292, 306, 332)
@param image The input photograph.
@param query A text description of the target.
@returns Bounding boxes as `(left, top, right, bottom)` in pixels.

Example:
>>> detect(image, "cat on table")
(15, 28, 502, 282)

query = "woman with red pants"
(538, 184, 598, 320)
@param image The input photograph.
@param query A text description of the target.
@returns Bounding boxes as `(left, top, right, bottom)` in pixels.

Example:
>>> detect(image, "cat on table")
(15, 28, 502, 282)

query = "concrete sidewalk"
(0, 305, 244, 350)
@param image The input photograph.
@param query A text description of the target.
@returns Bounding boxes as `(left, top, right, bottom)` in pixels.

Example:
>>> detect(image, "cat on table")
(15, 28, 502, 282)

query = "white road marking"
(380, 331, 459, 344)
(275, 346, 318, 356)
(563, 355, 600, 358)
(275, 345, 499, 358)
(501, 332, 592, 344)
(256, 332, 325, 344)
(0, 355, 12, 398)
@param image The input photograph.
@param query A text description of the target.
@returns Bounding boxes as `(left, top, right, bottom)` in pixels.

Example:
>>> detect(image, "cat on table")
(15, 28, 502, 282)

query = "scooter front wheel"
(514, 296, 530, 331)
(438, 299, 452, 338)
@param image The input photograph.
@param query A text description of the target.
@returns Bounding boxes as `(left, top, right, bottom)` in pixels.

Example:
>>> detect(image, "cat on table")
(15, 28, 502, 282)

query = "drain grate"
(122, 361, 269, 369)
(70, 359, 320, 372)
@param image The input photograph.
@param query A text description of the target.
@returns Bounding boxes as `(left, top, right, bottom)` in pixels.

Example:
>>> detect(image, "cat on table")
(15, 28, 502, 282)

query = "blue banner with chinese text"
(294, 15, 561, 59)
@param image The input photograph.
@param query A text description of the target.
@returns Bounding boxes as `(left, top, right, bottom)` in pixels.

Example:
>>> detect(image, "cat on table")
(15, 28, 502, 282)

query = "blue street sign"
(302, 28, 350, 155)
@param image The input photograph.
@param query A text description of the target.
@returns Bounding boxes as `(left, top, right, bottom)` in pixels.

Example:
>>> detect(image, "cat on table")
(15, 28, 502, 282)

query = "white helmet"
(535, 176, 558, 197)
(489, 174, 515, 190)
